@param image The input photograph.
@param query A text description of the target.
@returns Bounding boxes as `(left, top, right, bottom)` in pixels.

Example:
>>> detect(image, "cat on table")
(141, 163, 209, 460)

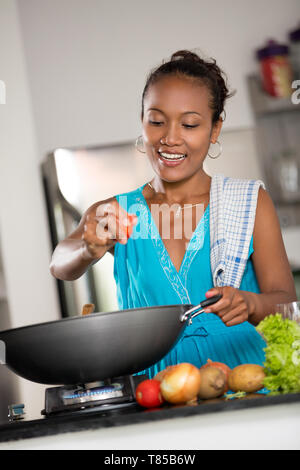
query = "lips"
(159, 151, 186, 160)
(157, 150, 187, 160)
(157, 150, 187, 167)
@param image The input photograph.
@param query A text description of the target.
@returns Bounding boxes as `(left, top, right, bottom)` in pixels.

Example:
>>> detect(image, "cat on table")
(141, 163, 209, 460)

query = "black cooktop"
(1, 386, 300, 444)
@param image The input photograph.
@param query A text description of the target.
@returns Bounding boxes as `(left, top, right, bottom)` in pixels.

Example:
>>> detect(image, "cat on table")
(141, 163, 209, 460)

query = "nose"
(160, 123, 183, 146)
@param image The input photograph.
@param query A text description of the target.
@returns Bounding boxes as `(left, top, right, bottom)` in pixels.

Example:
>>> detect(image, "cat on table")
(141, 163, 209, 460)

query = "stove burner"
(62, 382, 124, 404)
(42, 375, 147, 417)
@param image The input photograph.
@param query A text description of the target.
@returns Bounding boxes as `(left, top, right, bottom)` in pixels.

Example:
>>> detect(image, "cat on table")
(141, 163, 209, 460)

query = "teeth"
(159, 152, 186, 160)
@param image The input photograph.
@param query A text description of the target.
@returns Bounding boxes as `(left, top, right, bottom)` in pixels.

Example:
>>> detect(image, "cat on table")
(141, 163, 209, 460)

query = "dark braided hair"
(141, 50, 235, 125)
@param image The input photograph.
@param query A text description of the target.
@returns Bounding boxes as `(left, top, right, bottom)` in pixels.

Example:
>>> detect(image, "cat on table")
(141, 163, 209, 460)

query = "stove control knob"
(8, 403, 25, 421)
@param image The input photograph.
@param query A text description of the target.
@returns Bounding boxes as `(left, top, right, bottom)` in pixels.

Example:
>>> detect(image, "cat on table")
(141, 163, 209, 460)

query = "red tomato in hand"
(135, 379, 164, 408)
(124, 214, 137, 239)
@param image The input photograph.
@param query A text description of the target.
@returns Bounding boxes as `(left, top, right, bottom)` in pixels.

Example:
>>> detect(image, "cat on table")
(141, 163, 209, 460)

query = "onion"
(154, 365, 176, 382)
(160, 363, 201, 404)
(198, 366, 227, 399)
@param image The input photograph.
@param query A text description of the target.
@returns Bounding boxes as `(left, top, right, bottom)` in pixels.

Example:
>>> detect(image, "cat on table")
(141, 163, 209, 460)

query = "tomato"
(124, 214, 136, 239)
(135, 379, 164, 408)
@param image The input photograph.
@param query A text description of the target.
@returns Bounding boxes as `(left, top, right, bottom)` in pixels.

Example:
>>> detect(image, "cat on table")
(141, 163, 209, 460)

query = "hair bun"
(170, 50, 202, 63)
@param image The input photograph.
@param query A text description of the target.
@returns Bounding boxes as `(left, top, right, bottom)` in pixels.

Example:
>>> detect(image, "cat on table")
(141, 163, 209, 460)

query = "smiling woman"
(50, 49, 297, 379)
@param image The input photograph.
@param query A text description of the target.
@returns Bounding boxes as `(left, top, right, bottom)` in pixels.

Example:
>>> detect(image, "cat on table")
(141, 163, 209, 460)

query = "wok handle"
(180, 294, 222, 325)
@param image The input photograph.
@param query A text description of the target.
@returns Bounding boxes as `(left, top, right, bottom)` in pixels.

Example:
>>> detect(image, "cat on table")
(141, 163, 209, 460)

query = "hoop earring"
(135, 135, 146, 154)
(208, 140, 222, 159)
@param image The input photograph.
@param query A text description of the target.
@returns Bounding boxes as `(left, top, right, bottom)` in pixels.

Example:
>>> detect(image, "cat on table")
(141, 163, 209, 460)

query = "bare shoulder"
(256, 186, 276, 217)
(253, 187, 280, 240)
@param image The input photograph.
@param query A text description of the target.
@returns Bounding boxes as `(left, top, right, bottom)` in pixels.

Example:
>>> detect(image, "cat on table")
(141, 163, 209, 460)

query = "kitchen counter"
(1, 392, 300, 450)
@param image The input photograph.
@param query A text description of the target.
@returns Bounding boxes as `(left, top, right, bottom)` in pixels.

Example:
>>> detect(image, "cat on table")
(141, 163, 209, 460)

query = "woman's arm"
(205, 188, 297, 326)
(246, 187, 297, 324)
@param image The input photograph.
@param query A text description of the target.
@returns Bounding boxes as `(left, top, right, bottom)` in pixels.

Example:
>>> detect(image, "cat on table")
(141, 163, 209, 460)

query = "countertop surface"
(1, 390, 300, 445)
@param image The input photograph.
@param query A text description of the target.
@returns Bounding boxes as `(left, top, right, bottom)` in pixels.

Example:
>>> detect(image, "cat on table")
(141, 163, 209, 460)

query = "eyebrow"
(147, 107, 203, 118)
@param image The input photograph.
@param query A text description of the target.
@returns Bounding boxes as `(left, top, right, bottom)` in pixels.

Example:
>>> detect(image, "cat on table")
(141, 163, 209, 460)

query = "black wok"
(0, 295, 221, 385)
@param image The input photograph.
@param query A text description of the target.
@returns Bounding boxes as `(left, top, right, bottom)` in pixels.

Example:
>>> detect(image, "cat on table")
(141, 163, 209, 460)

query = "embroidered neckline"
(137, 183, 209, 303)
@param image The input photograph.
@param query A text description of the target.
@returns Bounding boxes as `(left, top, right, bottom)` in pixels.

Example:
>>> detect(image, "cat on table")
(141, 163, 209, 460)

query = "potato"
(198, 366, 227, 399)
(228, 364, 265, 393)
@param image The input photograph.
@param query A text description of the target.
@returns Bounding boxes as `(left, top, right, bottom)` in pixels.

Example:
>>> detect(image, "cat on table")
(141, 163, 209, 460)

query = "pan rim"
(0, 303, 193, 335)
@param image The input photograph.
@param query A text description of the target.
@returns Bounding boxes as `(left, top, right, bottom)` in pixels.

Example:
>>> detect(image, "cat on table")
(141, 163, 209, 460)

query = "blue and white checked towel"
(209, 174, 266, 288)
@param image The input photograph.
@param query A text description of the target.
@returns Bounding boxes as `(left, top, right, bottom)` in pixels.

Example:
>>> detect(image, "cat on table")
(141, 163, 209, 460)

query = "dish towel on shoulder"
(210, 174, 266, 288)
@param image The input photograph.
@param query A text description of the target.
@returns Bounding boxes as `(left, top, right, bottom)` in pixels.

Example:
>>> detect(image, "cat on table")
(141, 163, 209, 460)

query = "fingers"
(84, 215, 127, 247)
(221, 306, 248, 326)
(95, 214, 126, 242)
(203, 287, 233, 315)
(95, 201, 133, 227)
(82, 200, 137, 259)
(203, 286, 249, 326)
(95, 202, 137, 240)
(95, 202, 114, 218)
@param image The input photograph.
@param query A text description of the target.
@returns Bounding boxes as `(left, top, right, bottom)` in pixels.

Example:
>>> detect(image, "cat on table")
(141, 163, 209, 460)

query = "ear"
(210, 118, 223, 144)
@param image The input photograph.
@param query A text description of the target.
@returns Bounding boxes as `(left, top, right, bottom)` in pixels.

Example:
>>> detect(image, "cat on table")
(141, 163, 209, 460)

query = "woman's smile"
(157, 149, 188, 166)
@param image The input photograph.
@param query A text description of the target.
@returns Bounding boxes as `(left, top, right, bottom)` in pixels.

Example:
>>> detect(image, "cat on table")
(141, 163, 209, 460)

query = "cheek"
(142, 125, 160, 145)
(188, 128, 211, 151)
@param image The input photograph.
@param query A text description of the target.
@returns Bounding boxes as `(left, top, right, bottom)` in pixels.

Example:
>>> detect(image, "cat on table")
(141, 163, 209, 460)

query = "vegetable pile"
(135, 360, 266, 408)
(135, 314, 300, 408)
(256, 313, 300, 394)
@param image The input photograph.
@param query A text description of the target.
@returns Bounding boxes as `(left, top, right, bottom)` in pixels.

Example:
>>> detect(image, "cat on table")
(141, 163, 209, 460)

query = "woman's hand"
(204, 287, 254, 326)
(50, 198, 137, 281)
(82, 200, 137, 261)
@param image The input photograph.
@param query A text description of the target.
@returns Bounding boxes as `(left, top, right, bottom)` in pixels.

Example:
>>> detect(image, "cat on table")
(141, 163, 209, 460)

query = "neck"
(149, 171, 211, 205)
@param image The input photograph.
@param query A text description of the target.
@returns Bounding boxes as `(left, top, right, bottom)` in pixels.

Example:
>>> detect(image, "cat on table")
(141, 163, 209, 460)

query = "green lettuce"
(256, 314, 300, 394)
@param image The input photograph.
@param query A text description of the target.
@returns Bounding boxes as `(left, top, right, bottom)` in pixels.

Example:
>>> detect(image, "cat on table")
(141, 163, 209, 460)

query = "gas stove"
(41, 375, 147, 417)
(6, 375, 147, 422)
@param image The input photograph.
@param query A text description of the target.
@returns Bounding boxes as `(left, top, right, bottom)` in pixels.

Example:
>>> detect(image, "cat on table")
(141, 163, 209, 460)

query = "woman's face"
(142, 75, 222, 183)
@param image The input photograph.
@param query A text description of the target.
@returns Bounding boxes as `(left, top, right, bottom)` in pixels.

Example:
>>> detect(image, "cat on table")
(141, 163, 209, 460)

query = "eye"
(149, 120, 164, 126)
(183, 124, 199, 129)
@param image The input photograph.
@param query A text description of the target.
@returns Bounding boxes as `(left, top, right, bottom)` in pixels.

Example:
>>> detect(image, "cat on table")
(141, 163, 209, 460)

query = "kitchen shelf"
(247, 75, 300, 116)
(247, 74, 300, 224)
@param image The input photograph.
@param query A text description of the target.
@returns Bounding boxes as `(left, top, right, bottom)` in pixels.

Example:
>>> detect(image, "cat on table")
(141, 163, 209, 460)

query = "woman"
(50, 50, 296, 378)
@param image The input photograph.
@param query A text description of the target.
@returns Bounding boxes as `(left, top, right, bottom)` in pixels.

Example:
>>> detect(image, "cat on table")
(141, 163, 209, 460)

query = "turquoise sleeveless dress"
(114, 183, 266, 379)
